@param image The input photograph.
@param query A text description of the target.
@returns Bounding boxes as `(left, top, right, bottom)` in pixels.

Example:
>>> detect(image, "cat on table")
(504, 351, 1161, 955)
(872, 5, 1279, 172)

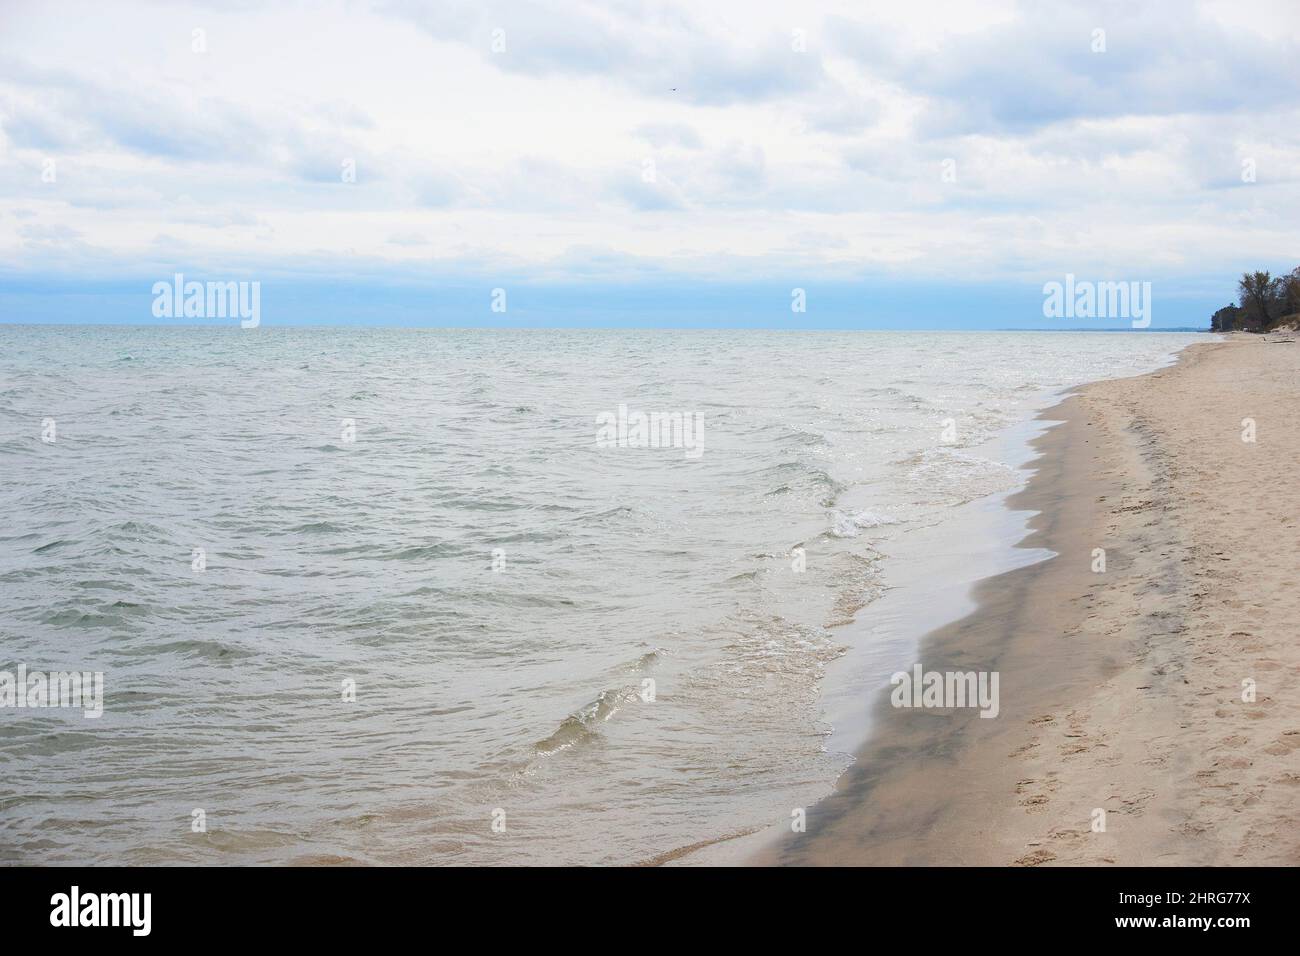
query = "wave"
(828, 509, 899, 538)
(533, 687, 640, 756)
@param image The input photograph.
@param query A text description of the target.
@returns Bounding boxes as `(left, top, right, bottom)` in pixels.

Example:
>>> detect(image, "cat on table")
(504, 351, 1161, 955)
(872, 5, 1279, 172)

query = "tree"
(1238, 271, 1275, 331)
(1207, 266, 1300, 331)
(1210, 304, 1241, 332)
(1280, 267, 1300, 319)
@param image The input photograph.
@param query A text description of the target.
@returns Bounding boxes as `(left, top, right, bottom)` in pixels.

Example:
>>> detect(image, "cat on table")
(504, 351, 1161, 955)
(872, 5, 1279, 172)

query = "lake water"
(0, 326, 1201, 864)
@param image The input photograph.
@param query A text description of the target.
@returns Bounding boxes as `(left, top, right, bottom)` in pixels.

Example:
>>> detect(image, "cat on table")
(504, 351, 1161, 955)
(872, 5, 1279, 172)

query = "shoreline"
(808, 392, 1115, 765)
(749, 334, 1299, 865)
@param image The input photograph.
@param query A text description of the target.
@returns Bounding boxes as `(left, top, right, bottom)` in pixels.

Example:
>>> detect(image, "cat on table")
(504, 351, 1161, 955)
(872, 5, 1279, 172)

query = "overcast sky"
(1, 0, 1297, 326)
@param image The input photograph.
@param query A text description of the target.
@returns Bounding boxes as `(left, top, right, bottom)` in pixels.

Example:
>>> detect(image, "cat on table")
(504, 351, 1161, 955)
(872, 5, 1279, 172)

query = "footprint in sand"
(1263, 733, 1300, 756)
(1014, 848, 1057, 867)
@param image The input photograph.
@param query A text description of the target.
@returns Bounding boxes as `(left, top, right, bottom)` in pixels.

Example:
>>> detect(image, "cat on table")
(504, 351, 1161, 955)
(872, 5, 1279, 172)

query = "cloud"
(833, 0, 1300, 136)
(802, 95, 882, 134)
(614, 175, 686, 211)
(381, 0, 827, 104)
(634, 123, 703, 149)
(19, 222, 82, 241)
(387, 230, 430, 246)
(0, 0, 1296, 298)
(0, 61, 272, 160)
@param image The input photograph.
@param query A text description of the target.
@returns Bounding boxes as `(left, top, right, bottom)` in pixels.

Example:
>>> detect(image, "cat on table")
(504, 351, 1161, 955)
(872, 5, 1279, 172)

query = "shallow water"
(0, 326, 1201, 864)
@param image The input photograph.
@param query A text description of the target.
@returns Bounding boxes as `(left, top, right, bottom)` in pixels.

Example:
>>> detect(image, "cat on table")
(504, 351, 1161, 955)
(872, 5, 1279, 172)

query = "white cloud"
(0, 0, 1296, 285)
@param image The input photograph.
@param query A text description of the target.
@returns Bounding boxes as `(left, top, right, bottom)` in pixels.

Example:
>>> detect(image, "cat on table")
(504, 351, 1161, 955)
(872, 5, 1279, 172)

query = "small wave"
(757, 463, 844, 507)
(905, 448, 1016, 485)
(828, 509, 898, 538)
(42, 605, 151, 627)
(534, 687, 638, 756)
(587, 505, 636, 522)
(289, 521, 347, 534)
(148, 638, 253, 661)
(631, 650, 660, 670)
(780, 426, 826, 447)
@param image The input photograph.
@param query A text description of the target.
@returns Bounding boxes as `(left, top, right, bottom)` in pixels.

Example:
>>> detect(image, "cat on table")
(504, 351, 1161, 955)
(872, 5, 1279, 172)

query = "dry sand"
(755, 335, 1300, 866)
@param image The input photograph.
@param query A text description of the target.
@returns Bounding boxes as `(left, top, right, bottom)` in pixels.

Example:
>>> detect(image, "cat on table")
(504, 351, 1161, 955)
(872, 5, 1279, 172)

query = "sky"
(1, 0, 1297, 328)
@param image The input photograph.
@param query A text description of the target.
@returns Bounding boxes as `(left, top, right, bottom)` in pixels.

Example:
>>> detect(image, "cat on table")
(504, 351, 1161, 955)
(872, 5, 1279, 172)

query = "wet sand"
(754, 335, 1300, 866)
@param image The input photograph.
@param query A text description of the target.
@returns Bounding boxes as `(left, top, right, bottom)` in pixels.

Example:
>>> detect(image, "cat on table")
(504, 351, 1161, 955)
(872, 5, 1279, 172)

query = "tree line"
(1211, 267, 1300, 331)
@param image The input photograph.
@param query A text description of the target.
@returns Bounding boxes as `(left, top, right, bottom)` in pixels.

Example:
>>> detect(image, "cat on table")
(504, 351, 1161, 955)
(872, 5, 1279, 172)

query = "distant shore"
(753, 333, 1300, 865)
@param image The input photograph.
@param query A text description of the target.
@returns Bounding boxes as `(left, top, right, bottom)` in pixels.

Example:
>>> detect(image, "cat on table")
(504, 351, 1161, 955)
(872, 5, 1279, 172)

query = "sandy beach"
(756, 335, 1300, 866)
